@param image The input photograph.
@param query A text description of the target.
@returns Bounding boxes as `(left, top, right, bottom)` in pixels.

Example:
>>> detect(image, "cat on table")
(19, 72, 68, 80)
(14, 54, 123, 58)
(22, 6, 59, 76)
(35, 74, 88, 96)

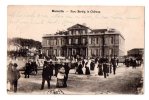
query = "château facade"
(42, 24, 125, 59)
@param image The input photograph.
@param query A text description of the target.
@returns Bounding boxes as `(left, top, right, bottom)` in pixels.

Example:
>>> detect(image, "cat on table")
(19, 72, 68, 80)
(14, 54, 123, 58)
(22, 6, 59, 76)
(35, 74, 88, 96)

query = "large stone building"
(42, 24, 125, 59)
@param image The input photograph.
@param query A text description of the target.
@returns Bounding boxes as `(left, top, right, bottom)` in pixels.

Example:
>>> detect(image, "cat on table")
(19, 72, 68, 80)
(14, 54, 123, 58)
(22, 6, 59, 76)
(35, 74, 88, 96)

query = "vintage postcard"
(7, 5, 144, 95)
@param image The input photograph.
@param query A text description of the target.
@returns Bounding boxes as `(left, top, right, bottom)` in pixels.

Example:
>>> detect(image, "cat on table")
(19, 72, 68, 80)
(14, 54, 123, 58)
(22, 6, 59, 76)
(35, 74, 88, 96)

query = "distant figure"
(125, 58, 130, 67)
(24, 60, 31, 78)
(103, 61, 108, 78)
(82, 59, 85, 67)
(90, 61, 95, 70)
(132, 59, 137, 69)
(85, 62, 90, 75)
(74, 61, 78, 74)
(48, 61, 54, 79)
(111, 58, 117, 75)
(98, 59, 103, 76)
(40, 61, 53, 90)
(31, 60, 38, 75)
(55, 61, 60, 77)
(94, 61, 99, 76)
(77, 62, 83, 74)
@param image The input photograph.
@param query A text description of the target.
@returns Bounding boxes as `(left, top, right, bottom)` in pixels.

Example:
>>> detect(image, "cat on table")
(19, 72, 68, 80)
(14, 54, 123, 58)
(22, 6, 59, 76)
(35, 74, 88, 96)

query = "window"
(89, 38, 91, 44)
(82, 38, 86, 44)
(111, 37, 114, 44)
(83, 30, 85, 34)
(73, 30, 76, 35)
(61, 38, 63, 45)
(56, 39, 57, 45)
(80, 30, 83, 34)
(96, 38, 99, 44)
(92, 37, 95, 44)
(46, 50, 49, 56)
(58, 38, 61, 46)
(54, 40, 56, 45)
(75, 38, 78, 44)
(76, 30, 79, 35)
(69, 38, 71, 44)
(88, 49, 91, 56)
(69, 31, 71, 35)
(50, 39, 53, 46)
(96, 49, 98, 56)
(54, 49, 56, 56)
(47, 40, 49, 46)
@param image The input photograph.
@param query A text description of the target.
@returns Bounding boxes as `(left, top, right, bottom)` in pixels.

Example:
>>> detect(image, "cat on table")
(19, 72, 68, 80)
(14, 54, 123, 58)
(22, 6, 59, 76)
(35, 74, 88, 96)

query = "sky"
(7, 5, 144, 54)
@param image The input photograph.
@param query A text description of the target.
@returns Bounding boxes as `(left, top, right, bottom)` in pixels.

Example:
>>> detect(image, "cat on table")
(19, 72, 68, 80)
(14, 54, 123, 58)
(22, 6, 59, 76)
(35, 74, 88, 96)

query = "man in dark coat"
(111, 58, 117, 75)
(40, 61, 53, 90)
(48, 61, 54, 79)
(24, 60, 31, 78)
(90, 61, 95, 70)
(31, 60, 38, 75)
(54, 62, 60, 77)
(63, 62, 70, 87)
(102, 58, 109, 78)
(12, 63, 20, 92)
(85, 62, 90, 75)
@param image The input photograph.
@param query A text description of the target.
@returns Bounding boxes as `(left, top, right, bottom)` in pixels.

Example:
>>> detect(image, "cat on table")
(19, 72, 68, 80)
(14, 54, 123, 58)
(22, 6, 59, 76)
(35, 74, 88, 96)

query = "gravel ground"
(7, 63, 144, 95)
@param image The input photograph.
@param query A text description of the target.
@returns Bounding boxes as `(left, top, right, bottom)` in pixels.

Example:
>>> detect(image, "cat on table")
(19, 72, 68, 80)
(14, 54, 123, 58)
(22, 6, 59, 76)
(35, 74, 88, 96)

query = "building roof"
(67, 24, 90, 30)
(42, 24, 125, 40)
(128, 48, 144, 52)
(92, 29, 107, 33)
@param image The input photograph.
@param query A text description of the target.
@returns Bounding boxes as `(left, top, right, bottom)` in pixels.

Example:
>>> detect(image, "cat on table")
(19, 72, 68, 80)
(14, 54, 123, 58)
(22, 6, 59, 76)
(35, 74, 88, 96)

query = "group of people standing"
(24, 59, 38, 78)
(7, 62, 21, 92)
(74, 57, 118, 78)
(40, 60, 70, 90)
(7, 56, 119, 93)
(125, 57, 143, 68)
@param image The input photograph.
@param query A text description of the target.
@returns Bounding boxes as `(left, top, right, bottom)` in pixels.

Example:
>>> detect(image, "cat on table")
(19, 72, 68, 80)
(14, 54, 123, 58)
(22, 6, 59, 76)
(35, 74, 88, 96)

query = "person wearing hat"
(24, 60, 31, 78)
(63, 62, 70, 87)
(9, 63, 20, 92)
(77, 61, 83, 74)
(7, 61, 14, 92)
(40, 61, 53, 90)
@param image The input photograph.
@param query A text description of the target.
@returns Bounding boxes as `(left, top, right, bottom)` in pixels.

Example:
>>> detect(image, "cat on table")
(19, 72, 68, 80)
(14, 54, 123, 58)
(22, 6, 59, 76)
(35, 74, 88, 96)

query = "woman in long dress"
(85, 62, 90, 75)
(94, 61, 99, 76)
(82, 60, 87, 74)
(77, 62, 83, 74)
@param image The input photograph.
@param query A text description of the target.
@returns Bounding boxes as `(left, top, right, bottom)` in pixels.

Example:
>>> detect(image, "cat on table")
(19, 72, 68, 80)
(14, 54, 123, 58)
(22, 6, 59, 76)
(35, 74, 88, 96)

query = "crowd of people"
(73, 57, 119, 78)
(124, 57, 143, 68)
(7, 55, 143, 93)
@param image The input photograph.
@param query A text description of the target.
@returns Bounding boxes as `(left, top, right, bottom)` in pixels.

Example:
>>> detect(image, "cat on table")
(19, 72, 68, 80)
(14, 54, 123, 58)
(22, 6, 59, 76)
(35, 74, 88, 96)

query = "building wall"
(42, 34, 125, 58)
(119, 35, 125, 56)
(42, 24, 125, 58)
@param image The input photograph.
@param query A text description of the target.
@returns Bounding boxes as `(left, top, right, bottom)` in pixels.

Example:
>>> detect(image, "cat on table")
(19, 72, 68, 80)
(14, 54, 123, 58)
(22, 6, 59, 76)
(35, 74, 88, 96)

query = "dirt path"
(8, 64, 143, 95)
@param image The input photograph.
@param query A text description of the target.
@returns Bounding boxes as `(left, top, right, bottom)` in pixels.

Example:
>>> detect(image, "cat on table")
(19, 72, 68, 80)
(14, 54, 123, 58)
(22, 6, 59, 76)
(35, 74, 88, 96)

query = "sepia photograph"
(7, 5, 144, 95)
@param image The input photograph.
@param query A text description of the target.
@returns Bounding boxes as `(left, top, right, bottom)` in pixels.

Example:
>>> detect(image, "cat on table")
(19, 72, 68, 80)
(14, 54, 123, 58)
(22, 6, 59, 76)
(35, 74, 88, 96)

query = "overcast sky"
(7, 6, 144, 54)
